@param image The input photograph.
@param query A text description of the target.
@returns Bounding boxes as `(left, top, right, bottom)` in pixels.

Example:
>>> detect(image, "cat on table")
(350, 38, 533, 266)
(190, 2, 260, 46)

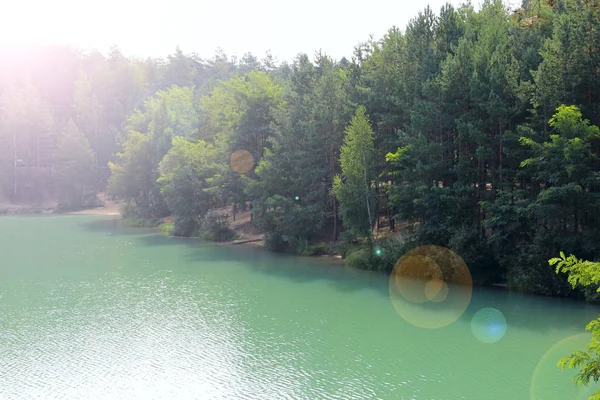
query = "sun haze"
(1, 0, 473, 60)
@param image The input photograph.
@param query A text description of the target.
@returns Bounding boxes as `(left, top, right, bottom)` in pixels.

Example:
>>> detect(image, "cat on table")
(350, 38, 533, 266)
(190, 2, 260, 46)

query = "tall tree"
(333, 106, 376, 238)
(54, 119, 94, 209)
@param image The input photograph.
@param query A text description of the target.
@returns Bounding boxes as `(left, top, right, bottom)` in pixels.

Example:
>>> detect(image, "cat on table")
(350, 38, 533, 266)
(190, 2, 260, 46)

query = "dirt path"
(211, 206, 264, 244)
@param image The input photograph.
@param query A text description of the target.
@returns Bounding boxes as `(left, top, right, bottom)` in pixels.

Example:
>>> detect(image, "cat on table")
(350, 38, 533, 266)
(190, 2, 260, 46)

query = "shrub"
(264, 232, 288, 252)
(345, 247, 372, 269)
(56, 193, 104, 213)
(448, 225, 499, 285)
(119, 201, 139, 219)
(158, 222, 174, 235)
(505, 231, 574, 296)
(199, 212, 235, 242)
(172, 216, 199, 237)
(293, 239, 329, 256)
(340, 229, 358, 243)
(343, 235, 411, 271)
(370, 235, 407, 272)
(122, 217, 160, 228)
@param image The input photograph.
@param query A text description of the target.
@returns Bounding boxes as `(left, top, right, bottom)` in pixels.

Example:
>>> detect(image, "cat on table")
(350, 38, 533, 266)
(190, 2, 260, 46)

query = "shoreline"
(0, 206, 553, 291)
(62, 200, 121, 216)
(0, 199, 121, 216)
(0, 203, 55, 215)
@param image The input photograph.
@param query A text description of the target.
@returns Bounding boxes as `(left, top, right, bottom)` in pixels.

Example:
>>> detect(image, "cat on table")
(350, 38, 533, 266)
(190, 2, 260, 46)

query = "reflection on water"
(0, 216, 599, 399)
(471, 307, 507, 343)
(389, 246, 473, 329)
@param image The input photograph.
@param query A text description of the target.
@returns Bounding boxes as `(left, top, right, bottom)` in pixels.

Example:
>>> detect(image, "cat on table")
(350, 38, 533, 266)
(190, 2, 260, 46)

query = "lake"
(1, 215, 598, 399)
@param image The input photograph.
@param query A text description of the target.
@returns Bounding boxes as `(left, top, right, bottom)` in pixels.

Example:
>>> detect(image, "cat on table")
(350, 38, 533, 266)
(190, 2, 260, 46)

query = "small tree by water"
(552, 253, 600, 399)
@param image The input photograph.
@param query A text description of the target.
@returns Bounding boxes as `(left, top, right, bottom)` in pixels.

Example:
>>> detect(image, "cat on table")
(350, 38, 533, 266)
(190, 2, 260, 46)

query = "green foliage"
(199, 212, 236, 242)
(345, 247, 372, 269)
(552, 252, 600, 294)
(199, 70, 284, 214)
(2, 2, 600, 305)
(343, 236, 407, 272)
(56, 194, 103, 213)
(108, 131, 166, 219)
(122, 217, 160, 228)
(246, 54, 352, 250)
(553, 253, 600, 398)
(158, 222, 174, 236)
(157, 137, 222, 237)
(333, 106, 376, 238)
(369, 236, 408, 272)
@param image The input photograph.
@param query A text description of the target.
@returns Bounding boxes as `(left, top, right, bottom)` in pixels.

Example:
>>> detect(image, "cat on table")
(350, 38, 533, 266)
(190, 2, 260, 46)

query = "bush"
(198, 212, 235, 242)
(291, 238, 329, 256)
(340, 229, 358, 243)
(122, 217, 160, 228)
(56, 193, 104, 213)
(264, 232, 288, 252)
(448, 225, 500, 285)
(343, 235, 411, 271)
(119, 201, 139, 219)
(506, 235, 573, 296)
(158, 222, 174, 235)
(331, 241, 351, 258)
(370, 235, 407, 272)
(345, 247, 372, 269)
(172, 216, 199, 237)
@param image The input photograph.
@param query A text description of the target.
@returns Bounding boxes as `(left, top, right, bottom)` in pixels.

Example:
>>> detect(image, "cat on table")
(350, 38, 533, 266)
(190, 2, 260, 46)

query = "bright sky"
(1, 0, 496, 62)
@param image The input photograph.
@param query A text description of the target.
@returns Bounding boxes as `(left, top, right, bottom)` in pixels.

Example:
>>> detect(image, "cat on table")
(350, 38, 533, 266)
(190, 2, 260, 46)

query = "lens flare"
(389, 245, 472, 329)
(471, 307, 507, 344)
(530, 333, 593, 400)
(393, 255, 443, 304)
(425, 278, 450, 303)
(230, 150, 254, 174)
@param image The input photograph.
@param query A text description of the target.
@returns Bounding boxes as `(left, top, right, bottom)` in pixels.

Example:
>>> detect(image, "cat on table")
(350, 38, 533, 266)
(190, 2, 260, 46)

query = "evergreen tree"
(333, 106, 376, 238)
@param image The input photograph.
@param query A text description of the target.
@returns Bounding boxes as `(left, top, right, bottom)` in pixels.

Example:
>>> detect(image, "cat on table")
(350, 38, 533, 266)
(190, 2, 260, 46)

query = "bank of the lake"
(0, 202, 56, 215)
(1, 214, 599, 399)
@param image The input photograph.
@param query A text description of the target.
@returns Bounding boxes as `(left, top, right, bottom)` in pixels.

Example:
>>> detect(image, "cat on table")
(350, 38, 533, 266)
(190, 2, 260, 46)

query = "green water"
(1, 215, 599, 399)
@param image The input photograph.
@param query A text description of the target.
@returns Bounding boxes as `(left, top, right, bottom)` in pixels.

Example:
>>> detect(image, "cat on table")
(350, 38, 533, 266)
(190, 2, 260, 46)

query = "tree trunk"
(332, 198, 338, 242)
(362, 153, 373, 238)
(499, 121, 503, 187)
(13, 129, 17, 199)
(330, 140, 338, 242)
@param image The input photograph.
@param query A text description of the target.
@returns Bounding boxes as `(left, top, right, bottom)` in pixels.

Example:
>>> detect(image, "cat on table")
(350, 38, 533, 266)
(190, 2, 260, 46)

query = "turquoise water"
(0, 215, 598, 399)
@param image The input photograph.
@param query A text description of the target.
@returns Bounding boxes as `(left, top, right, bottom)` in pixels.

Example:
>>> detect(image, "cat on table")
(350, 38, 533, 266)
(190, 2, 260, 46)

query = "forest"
(1, 0, 599, 298)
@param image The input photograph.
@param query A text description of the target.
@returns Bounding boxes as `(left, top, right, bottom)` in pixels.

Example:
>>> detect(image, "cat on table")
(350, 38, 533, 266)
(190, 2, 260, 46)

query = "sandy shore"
(63, 200, 121, 216)
(0, 202, 56, 215)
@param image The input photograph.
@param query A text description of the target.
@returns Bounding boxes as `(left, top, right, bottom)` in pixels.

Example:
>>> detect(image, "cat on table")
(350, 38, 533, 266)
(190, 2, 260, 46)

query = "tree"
(333, 106, 376, 238)
(552, 252, 600, 400)
(73, 71, 103, 187)
(246, 54, 351, 252)
(0, 82, 55, 202)
(107, 85, 199, 220)
(54, 119, 94, 209)
(107, 131, 163, 218)
(157, 137, 222, 236)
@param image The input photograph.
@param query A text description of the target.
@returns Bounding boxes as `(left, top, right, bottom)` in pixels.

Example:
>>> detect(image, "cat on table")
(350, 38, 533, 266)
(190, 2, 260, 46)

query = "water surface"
(1, 216, 598, 399)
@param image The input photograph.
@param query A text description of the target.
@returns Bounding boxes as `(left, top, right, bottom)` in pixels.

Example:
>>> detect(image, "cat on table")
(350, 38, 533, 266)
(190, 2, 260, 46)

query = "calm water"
(1, 215, 599, 399)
